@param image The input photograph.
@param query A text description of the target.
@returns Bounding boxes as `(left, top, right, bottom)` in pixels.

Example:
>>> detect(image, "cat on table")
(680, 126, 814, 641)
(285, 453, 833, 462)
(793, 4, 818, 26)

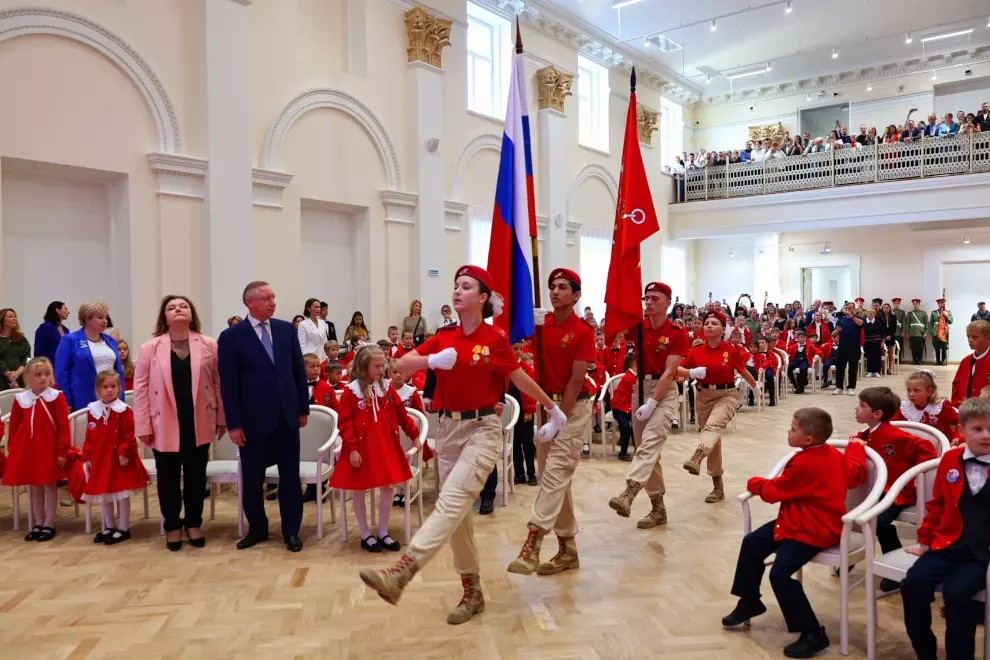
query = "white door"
(942, 261, 990, 363)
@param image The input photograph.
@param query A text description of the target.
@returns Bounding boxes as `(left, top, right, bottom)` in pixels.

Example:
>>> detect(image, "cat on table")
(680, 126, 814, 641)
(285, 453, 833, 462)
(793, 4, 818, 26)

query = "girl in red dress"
(2, 357, 70, 542)
(892, 369, 960, 445)
(82, 371, 149, 544)
(389, 360, 432, 508)
(330, 345, 421, 553)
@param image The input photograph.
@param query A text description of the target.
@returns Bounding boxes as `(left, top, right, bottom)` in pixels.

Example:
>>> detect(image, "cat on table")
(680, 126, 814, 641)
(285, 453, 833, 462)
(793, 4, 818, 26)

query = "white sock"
(43, 484, 57, 528)
(377, 487, 394, 538)
(29, 486, 44, 526)
(117, 498, 130, 531)
(102, 502, 115, 531)
(352, 490, 372, 539)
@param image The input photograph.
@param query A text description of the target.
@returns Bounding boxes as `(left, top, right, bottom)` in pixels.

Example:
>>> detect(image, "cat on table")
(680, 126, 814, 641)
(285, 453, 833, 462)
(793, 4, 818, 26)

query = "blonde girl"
(892, 369, 959, 444)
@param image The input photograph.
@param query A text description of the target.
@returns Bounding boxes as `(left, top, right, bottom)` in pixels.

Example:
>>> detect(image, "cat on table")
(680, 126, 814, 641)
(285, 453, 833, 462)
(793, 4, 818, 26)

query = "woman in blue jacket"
(34, 301, 70, 362)
(54, 301, 124, 411)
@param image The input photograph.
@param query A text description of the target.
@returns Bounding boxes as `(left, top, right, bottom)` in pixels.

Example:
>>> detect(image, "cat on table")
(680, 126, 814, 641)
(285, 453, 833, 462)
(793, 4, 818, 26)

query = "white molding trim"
(0, 7, 181, 153)
(147, 153, 207, 200)
(374, 0, 467, 30)
(381, 189, 418, 225)
(263, 88, 402, 190)
(451, 133, 503, 200)
(251, 168, 293, 209)
(569, 163, 619, 207)
(444, 200, 468, 232)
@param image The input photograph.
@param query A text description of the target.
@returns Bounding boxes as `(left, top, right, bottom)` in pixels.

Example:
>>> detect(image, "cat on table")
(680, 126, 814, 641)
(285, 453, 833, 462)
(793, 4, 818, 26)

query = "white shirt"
(88, 339, 118, 374)
(297, 317, 327, 362)
(962, 448, 990, 494)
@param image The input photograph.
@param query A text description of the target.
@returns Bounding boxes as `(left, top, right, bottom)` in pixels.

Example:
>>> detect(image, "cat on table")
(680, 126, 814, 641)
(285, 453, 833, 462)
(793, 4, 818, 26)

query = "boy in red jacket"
(786, 330, 819, 395)
(610, 354, 636, 461)
(951, 320, 990, 407)
(900, 397, 990, 660)
(722, 407, 867, 659)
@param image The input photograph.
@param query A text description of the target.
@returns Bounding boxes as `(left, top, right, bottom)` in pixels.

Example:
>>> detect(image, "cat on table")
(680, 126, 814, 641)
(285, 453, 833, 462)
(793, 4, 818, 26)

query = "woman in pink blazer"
(134, 295, 225, 551)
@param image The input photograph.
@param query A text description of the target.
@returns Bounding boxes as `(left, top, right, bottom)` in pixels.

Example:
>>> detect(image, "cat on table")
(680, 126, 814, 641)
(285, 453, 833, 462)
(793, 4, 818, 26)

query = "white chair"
(423, 409, 441, 495)
(810, 355, 823, 393)
(773, 349, 789, 400)
(136, 431, 158, 526)
(738, 440, 888, 656)
(499, 395, 519, 506)
(0, 412, 17, 531)
(263, 405, 339, 540)
(887, 422, 950, 526)
(0, 388, 23, 418)
(891, 340, 901, 376)
(68, 409, 91, 533)
(206, 433, 246, 537)
(597, 374, 623, 457)
(123, 390, 134, 409)
(677, 380, 690, 432)
(399, 408, 428, 543)
(856, 458, 990, 660)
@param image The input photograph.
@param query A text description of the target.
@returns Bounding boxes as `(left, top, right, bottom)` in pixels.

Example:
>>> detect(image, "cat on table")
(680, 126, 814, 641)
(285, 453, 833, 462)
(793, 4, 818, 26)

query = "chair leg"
(329, 486, 336, 524)
(143, 487, 149, 519)
(501, 446, 509, 507)
(209, 486, 216, 521)
(840, 558, 849, 656)
(316, 480, 323, 541)
(340, 490, 348, 542)
(417, 484, 424, 527)
(865, 569, 877, 660)
(85, 502, 92, 534)
(12, 487, 20, 531)
(404, 482, 411, 545)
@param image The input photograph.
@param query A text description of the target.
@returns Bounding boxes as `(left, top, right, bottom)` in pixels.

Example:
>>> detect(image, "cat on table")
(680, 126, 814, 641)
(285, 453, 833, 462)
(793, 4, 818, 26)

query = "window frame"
(466, 3, 512, 121)
(577, 56, 610, 153)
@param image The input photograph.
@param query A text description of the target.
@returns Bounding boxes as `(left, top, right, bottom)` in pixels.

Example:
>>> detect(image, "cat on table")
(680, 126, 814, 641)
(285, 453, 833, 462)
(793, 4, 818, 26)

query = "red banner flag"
(603, 69, 660, 345)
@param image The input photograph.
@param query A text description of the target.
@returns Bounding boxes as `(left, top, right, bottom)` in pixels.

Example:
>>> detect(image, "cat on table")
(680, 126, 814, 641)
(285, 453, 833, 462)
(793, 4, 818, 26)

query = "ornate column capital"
(404, 7, 452, 68)
(536, 65, 573, 114)
(637, 106, 659, 146)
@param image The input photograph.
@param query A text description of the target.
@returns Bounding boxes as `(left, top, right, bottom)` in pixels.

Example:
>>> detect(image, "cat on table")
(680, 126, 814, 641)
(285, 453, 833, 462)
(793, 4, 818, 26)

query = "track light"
(867, 85, 872, 91)
(766, 62, 772, 71)
(788, 245, 795, 252)
(806, 92, 811, 101)
(706, 74, 712, 84)
(644, 37, 651, 48)
(963, 235, 971, 244)
(785, 1, 792, 13)
(921, 29, 974, 43)
(710, 19, 717, 31)
(905, 33, 913, 44)
(821, 244, 832, 255)
(932, 70, 937, 80)
(728, 249, 735, 258)
(832, 48, 839, 59)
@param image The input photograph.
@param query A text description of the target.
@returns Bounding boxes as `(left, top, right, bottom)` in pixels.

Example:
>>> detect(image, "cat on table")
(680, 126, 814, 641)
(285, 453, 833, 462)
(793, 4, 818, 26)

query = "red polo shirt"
(540, 311, 597, 394)
(640, 318, 689, 376)
(682, 340, 749, 385)
(416, 324, 517, 411)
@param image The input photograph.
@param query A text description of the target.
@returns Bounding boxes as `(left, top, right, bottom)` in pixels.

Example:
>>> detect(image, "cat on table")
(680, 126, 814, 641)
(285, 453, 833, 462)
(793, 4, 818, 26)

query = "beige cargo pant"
(406, 415, 502, 575)
(530, 399, 593, 537)
(628, 384, 679, 497)
(695, 388, 738, 477)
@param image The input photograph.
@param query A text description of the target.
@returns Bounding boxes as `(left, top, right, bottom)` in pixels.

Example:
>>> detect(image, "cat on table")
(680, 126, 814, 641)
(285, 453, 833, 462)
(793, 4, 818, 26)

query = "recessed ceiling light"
(766, 62, 772, 71)
(832, 48, 839, 59)
(612, 0, 646, 8)
(710, 19, 717, 31)
(706, 74, 712, 84)
(932, 70, 938, 80)
(785, 1, 792, 13)
(905, 33, 913, 44)
(867, 85, 872, 91)
(963, 235, 971, 244)
(921, 29, 974, 43)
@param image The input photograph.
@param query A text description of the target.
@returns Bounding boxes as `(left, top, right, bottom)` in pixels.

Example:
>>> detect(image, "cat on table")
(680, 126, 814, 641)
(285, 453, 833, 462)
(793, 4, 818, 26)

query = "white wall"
(935, 76, 990, 120)
(943, 262, 989, 362)
(808, 266, 852, 306)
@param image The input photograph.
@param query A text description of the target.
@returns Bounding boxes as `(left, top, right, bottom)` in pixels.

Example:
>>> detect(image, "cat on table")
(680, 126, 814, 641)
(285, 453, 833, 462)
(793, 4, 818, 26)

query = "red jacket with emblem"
(857, 421, 938, 505)
(310, 380, 338, 411)
(747, 442, 868, 548)
(917, 447, 979, 550)
(610, 371, 636, 414)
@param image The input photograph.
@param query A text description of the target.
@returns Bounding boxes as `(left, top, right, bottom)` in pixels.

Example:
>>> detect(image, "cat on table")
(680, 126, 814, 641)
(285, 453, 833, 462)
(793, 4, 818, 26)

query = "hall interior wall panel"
(570, 176, 615, 233)
(252, 203, 302, 316)
(694, 236, 757, 305)
(935, 76, 990, 121)
(157, 195, 207, 321)
(444, 229, 468, 303)
(384, 221, 415, 334)
(939, 261, 988, 363)
(300, 203, 365, 336)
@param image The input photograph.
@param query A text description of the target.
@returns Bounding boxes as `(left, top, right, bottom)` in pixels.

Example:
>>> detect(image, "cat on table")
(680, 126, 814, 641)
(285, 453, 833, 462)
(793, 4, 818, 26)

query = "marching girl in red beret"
(359, 265, 562, 626)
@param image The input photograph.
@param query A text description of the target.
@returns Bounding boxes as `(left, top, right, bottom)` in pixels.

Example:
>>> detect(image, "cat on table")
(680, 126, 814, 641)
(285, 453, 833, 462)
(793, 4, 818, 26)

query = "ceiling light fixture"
(766, 61, 772, 71)
(932, 70, 938, 80)
(785, 1, 792, 13)
(728, 68, 768, 80)
(728, 249, 735, 258)
(921, 29, 974, 43)
(963, 235, 971, 244)
(710, 19, 717, 31)
(706, 74, 712, 84)
(867, 85, 872, 91)
(612, 0, 646, 8)
(821, 244, 832, 255)
(905, 33, 913, 44)
(806, 92, 812, 101)
(832, 48, 839, 59)
(788, 245, 795, 252)
(644, 37, 651, 48)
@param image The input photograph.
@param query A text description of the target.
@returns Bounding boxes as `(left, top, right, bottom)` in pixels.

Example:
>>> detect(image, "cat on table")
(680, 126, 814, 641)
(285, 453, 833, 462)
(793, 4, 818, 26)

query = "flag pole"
(630, 66, 647, 411)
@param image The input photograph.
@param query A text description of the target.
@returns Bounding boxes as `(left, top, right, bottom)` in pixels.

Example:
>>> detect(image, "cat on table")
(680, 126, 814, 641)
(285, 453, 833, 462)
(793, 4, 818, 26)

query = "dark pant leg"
(764, 369, 776, 404)
(273, 418, 303, 539)
(730, 521, 780, 604)
(513, 424, 526, 480)
(688, 380, 695, 415)
(901, 548, 961, 660)
(875, 504, 907, 554)
(745, 366, 758, 404)
(239, 438, 269, 537)
(846, 351, 859, 389)
(790, 363, 808, 389)
(614, 410, 633, 453)
(769, 539, 825, 633)
(942, 556, 989, 660)
(180, 442, 210, 529)
(866, 343, 882, 373)
(153, 449, 183, 533)
(514, 417, 536, 479)
(910, 337, 925, 364)
(932, 338, 947, 365)
(835, 352, 848, 389)
(480, 465, 498, 502)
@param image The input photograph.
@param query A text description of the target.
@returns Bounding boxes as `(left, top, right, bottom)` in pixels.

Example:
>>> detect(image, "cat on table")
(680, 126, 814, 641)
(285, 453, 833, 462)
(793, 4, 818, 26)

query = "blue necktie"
(259, 321, 275, 362)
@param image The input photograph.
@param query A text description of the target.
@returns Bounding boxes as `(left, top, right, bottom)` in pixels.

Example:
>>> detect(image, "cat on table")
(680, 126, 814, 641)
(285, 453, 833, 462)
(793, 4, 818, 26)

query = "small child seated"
(786, 330, 819, 395)
(900, 398, 990, 660)
(754, 337, 778, 407)
(722, 407, 867, 658)
(326, 361, 346, 389)
(395, 331, 415, 359)
(304, 354, 337, 411)
(853, 386, 938, 591)
(892, 369, 959, 444)
(321, 340, 342, 381)
(951, 320, 990, 408)
(610, 354, 636, 461)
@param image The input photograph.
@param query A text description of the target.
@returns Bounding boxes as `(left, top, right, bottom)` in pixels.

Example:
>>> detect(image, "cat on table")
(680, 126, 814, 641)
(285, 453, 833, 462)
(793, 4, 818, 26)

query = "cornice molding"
(147, 153, 207, 200)
(381, 189, 419, 225)
(375, 0, 466, 30)
(703, 46, 990, 107)
(252, 168, 293, 209)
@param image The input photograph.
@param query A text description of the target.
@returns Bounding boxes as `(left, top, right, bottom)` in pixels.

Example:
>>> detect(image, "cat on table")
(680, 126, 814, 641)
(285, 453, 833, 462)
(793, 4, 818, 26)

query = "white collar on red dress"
(14, 387, 60, 408)
(899, 400, 944, 423)
(87, 399, 127, 421)
(346, 380, 387, 398)
(395, 383, 416, 400)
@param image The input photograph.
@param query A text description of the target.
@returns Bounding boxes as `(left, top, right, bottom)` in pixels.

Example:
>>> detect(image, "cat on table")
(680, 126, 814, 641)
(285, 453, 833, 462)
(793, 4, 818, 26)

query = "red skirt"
(83, 454, 149, 500)
(330, 431, 413, 490)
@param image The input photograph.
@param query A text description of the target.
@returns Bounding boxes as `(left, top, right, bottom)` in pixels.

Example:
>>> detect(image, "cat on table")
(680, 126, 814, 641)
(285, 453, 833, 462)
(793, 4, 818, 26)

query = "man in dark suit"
(319, 302, 337, 342)
(219, 281, 309, 552)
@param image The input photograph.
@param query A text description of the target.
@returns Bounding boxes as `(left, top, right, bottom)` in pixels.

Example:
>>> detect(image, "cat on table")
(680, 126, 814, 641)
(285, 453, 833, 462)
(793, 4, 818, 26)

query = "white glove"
(537, 405, 567, 442)
(750, 381, 762, 393)
(688, 367, 707, 380)
(427, 347, 457, 370)
(635, 398, 657, 422)
(533, 308, 548, 326)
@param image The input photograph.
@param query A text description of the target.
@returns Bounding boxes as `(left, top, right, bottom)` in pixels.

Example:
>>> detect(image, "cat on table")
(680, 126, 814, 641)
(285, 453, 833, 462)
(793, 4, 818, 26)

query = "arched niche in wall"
(451, 133, 502, 204)
(569, 164, 619, 230)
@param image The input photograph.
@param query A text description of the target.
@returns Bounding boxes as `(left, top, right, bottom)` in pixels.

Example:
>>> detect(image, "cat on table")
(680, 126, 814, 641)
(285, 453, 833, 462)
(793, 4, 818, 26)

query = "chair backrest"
(300, 405, 338, 462)
(826, 439, 888, 517)
(891, 421, 950, 503)
(424, 409, 440, 440)
(501, 395, 519, 433)
(0, 388, 23, 418)
(213, 433, 240, 461)
(601, 374, 623, 402)
(69, 409, 90, 450)
(400, 407, 428, 451)
(124, 390, 134, 408)
(0, 412, 8, 448)
(774, 348, 789, 367)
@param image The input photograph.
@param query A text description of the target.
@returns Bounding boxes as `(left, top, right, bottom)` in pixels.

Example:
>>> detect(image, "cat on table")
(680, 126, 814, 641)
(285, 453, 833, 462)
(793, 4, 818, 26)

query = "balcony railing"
(678, 132, 990, 202)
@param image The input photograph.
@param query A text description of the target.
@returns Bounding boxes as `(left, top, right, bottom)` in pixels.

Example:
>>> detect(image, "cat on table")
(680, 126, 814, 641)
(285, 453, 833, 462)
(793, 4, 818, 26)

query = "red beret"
(855, 297, 865, 304)
(891, 297, 902, 303)
(644, 282, 672, 298)
(703, 310, 728, 326)
(548, 268, 581, 291)
(455, 264, 494, 292)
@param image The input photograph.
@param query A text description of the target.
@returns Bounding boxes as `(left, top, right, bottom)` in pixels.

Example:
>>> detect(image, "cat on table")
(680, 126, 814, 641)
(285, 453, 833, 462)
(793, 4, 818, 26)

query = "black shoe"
(285, 535, 303, 553)
(528, 475, 539, 486)
(721, 599, 767, 627)
(167, 540, 182, 552)
(795, 387, 805, 394)
(35, 526, 57, 542)
(302, 484, 317, 503)
(265, 484, 278, 501)
(185, 528, 206, 548)
(479, 498, 495, 516)
(593, 424, 602, 434)
(783, 626, 829, 658)
(94, 528, 113, 544)
(24, 525, 42, 542)
(582, 443, 590, 457)
(618, 453, 632, 462)
(236, 532, 269, 550)
(879, 578, 901, 593)
(514, 475, 527, 485)
(361, 536, 383, 553)
(378, 535, 401, 552)
(689, 415, 696, 425)
(392, 493, 405, 508)
(672, 419, 680, 429)
(105, 529, 131, 545)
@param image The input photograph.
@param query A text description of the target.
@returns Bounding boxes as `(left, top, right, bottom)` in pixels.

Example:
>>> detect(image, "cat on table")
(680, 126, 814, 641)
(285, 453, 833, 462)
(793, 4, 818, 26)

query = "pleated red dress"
(1, 388, 71, 486)
(81, 400, 149, 502)
(330, 381, 419, 490)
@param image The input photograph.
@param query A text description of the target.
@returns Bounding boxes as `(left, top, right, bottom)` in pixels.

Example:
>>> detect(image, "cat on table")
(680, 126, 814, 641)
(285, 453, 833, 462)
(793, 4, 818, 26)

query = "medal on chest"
(560, 333, 574, 350)
(472, 345, 491, 365)
(722, 351, 730, 366)
(656, 336, 669, 352)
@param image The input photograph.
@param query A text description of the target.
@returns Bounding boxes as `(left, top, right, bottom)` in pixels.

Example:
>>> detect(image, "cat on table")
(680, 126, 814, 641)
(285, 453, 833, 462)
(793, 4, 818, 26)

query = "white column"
(199, 0, 253, 334)
(405, 61, 446, 319)
(538, 108, 567, 272)
(344, 0, 367, 76)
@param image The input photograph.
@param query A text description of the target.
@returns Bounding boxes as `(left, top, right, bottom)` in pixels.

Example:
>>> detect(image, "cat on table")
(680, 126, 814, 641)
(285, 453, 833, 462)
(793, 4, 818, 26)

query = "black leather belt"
(442, 407, 497, 420)
(697, 383, 734, 391)
(643, 374, 663, 379)
(550, 392, 591, 402)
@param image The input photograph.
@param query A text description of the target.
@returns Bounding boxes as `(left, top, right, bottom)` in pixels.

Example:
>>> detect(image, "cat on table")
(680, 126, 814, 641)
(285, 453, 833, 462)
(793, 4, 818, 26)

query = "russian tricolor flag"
(487, 26, 537, 344)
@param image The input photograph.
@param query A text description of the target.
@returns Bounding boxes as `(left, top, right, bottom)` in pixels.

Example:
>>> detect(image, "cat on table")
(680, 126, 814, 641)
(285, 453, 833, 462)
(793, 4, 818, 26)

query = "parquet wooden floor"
(0, 367, 967, 659)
